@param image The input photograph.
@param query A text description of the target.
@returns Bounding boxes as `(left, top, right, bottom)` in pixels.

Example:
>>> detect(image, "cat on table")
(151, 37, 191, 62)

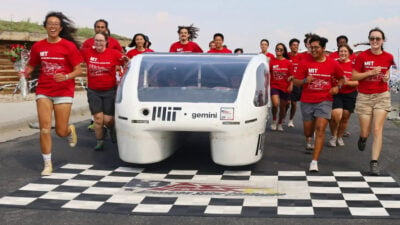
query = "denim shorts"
(36, 94, 73, 104)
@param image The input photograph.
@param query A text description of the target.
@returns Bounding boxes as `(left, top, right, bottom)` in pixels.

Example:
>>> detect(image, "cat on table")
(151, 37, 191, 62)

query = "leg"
(329, 108, 343, 137)
(53, 103, 72, 137)
(303, 120, 315, 143)
(93, 112, 105, 140)
(36, 98, 54, 154)
(358, 114, 372, 139)
(271, 94, 279, 121)
(337, 110, 351, 138)
(312, 117, 329, 161)
(289, 100, 297, 120)
(278, 99, 289, 124)
(371, 109, 388, 161)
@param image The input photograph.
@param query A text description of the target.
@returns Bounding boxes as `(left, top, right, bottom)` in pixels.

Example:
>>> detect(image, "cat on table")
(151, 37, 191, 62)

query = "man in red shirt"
(260, 39, 275, 62)
(207, 33, 232, 53)
(81, 19, 123, 53)
(169, 25, 203, 53)
(294, 35, 345, 172)
(329, 35, 356, 62)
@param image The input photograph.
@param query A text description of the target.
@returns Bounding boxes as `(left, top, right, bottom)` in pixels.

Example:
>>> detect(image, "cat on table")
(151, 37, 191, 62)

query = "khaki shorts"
(355, 91, 391, 115)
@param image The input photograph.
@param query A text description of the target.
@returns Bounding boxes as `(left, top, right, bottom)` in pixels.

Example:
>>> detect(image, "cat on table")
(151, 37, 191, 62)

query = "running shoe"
(358, 137, 367, 151)
(306, 142, 314, 152)
(68, 124, 78, 147)
(277, 124, 284, 131)
(343, 130, 351, 137)
(41, 161, 53, 176)
(369, 161, 380, 176)
(94, 140, 104, 151)
(87, 120, 94, 131)
(270, 120, 277, 130)
(309, 161, 318, 172)
(337, 137, 345, 146)
(288, 120, 295, 128)
(328, 136, 337, 147)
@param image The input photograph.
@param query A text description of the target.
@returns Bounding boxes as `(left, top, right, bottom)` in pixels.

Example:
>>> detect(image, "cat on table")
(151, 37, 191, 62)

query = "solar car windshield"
(137, 55, 252, 103)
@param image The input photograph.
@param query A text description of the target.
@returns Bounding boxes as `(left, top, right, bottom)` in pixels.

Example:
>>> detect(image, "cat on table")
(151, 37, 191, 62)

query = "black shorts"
(290, 86, 302, 101)
(271, 88, 290, 101)
(332, 91, 358, 113)
(87, 87, 116, 116)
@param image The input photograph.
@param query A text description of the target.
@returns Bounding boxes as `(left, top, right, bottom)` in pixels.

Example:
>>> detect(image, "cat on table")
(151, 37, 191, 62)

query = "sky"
(1, 0, 400, 63)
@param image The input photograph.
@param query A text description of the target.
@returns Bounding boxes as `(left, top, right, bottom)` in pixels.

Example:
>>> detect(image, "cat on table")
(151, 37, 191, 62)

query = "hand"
(329, 86, 339, 95)
(369, 67, 382, 76)
(54, 73, 68, 82)
(382, 73, 390, 83)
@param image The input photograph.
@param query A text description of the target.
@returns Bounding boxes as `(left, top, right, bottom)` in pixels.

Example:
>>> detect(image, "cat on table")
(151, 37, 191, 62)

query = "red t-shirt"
(169, 41, 203, 53)
(264, 52, 275, 62)
(353, 49, 395, 94)
(28, 38, 83, 97)
(207, 48, 233, 53)
(337, 60, 357, 94)
(288, 52, 301, 74)
(81, 37, 123, 53)
(295, 57, 344, 103)
(81, 48, 124, 91)
(126, 48, 154, 59)
(269, 58, 293, 93)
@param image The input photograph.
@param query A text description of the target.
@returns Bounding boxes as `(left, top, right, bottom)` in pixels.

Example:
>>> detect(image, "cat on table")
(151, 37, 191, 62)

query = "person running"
(126, 33, 154, 59)
(81, 19, 123, 52)
(169, 24, 203, 53)
(269, 43, 293, 131)
(329, 35, 356, 61)
(294, 35, 344, 172)
(260, 39, 275, 62)
(81, 32, 126, 151)
(352, 27, 395, 175)
(207, 33, 232, 53)
(328, 44, 358, 147)
(23, 12, 83, 176)
(287, 38, 301, 128)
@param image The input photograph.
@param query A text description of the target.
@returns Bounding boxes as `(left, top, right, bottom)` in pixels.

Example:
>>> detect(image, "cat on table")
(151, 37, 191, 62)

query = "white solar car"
(115, 53, 270, 166)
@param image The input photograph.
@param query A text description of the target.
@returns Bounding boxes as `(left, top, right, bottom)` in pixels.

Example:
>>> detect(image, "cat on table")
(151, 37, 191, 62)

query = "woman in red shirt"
(24, 12, 83, 176)
(81, 32, 126, 150)
(126, 33, 154, 59)
(269, 43, 293, 131)
(352, 27, 395, 175)
(328, 44, 358, 147)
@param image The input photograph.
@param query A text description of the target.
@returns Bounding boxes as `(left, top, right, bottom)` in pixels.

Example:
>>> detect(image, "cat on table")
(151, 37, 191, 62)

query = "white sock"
(311, 160, 318, 164)
(42, 153, 51, 162)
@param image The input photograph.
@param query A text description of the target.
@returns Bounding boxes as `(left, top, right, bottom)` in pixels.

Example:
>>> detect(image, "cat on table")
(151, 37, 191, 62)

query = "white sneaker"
(328, 136, 337, 147)
(270, 120, 277, 130)
(277, 124, 284, 131)
(288, 120, 295, 128)
(337, 137, 345, 146)
(309, 161, 318, 172)
(41, 161, 53, 176)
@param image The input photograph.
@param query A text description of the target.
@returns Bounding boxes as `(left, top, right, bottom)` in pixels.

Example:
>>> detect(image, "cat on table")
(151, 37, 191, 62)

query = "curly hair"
(177, 24, 200, 41)
(43, 11, 80, 48)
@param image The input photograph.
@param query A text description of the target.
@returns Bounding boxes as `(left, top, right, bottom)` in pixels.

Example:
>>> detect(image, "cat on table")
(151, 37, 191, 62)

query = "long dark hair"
(178, 24, 199, 41)
(128, 33, 146, 48)
(275, 43, 289, 59)
(368, 27, 385, 50)
(43, 11, 80, 48)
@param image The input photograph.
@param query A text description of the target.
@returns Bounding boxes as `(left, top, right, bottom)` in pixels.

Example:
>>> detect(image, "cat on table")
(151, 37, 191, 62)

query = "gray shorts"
(36, 94, 73, 104)
(300, 101, 332, 121)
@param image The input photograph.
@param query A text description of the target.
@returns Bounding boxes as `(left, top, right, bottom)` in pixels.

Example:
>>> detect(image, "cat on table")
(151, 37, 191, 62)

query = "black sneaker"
(358, 137, 367, 151)
(369, 161, 380, 176)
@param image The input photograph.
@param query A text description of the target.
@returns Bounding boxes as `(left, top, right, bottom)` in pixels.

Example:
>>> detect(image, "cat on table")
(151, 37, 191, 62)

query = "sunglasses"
(275, 48, 284, 51)
(369, 37, 382, 41)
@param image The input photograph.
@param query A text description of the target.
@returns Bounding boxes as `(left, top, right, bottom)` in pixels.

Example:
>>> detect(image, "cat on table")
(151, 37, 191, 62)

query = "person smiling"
(207, 33, 232, 53)
(126, 33, 154, 59)
(294, 35, 345, 172)
(352, 27, 395, 175)
(81, 32, 126, 151)
(24, 12, 83, 176)
(169, 25, 203, 53)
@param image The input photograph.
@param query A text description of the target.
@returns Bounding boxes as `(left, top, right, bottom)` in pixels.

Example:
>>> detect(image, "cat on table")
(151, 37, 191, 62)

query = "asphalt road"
(0, 98, 400, 225)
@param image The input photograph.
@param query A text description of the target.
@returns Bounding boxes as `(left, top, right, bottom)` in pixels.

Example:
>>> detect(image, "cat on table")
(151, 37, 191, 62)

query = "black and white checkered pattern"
(1, 163, 400, 218)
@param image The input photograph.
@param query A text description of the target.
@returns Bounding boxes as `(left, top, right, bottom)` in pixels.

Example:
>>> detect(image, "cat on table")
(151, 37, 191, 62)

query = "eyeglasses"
(94, 39, 106, 42)
(369, 37, 382, 42)
(275, 48, 284, 51)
